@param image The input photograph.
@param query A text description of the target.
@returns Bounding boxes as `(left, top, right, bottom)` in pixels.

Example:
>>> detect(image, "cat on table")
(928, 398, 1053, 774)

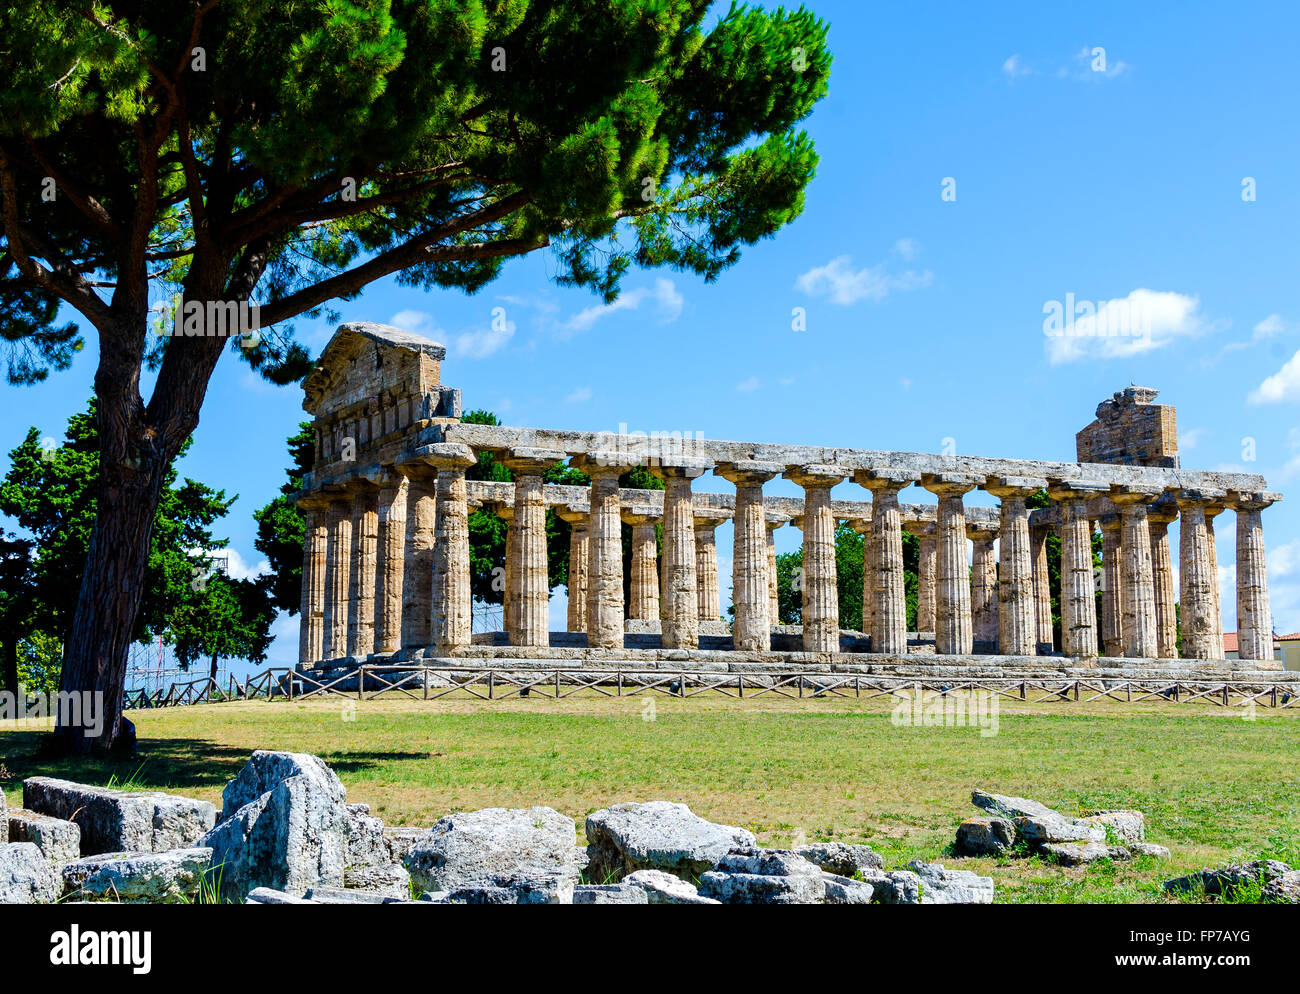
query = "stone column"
(1029, 523, 1053, 653)
(1098, 512, 1123, 657)
(786, 465, 847, 653)
(1232, 491, 1280, 663)
(848, 514, 874, 637)
(855, 469, 915, 655)
(1147, 497, 1179, 659)
(324, 494, 353, 659)
(373, 474, 407, 655)
(921, 473, 980, 655)
(1176, 488, 1224, 659)
(502, 449, 564, 647)
(1205, 504, 1225, 658)
(987, 477, 1045, 657)
(717, 461, 783, 652)
(493, 503, 517, 637)
(395, 462, 438, 651)
(903, 521, 937, 633)
(693, 511, 731, 622)
(297, 495, 330, 665)
(623, 510, 661, 621)
(966, 523, 999, 649)
(651, 459, 710, 649)
(556, 506, 590, 633)
(428, 443, 477, 654)
(345, 483, 379, 659)
(575, 456, 632, 650)
(765, 512, 791, 625)
(1047, 483, 1106, 659)
(1110, 488, 1161, 659)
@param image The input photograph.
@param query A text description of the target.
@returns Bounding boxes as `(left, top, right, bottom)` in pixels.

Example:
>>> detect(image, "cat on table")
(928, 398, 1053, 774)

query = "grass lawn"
(3, 693, 1298, 903)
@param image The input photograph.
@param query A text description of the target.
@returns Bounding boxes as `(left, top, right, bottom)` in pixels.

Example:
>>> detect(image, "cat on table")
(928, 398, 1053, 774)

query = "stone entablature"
(293, 325, 1282, 674)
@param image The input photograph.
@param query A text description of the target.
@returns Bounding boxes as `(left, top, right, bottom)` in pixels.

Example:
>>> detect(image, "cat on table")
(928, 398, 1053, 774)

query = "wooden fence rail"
(121, 665, 1300, 713)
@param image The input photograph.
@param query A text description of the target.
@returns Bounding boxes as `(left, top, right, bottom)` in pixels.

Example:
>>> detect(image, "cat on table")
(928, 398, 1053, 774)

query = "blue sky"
(6, 1, 1300, 673)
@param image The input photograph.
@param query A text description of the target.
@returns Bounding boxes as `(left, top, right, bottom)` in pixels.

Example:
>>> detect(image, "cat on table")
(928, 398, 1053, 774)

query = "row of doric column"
(298, 445, 1278, 665)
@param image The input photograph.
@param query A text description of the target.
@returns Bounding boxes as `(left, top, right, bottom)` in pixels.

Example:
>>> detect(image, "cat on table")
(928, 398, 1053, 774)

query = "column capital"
(295, 490, 332, 511)
(854, 467, 916, 493)
(572, 452, 635, 477)
(845, 515, 872, 534)
(419, 441, 478, 472)
(620, 506, 660, 526)
(1228, 490, 1282, 512)
(784, 463, 848, 489)
(693, 509, 733, 529)
(966, 522, 998, 542)
(1147, 494, 1179, 525)
(648, 456, 712, 481)
(986, 476, 1047, 499)
(501, 446, 566, 476)
(716, 459, 783, 485)
(487, 500, 514, 522)
(555, 505, 589, 525)
(902, 519, 936, 537)
(1045, 480, 1110, 502)
(1176, 486, 1227, 509)
(1098, 511, 1122, 533)
(920, 471, 981, 497)
(764, 509, 793, 530)
(1108, 485, 1162, 507)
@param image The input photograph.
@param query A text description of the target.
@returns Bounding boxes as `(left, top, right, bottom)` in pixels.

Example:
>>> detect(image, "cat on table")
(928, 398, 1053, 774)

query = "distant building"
(1222, 631, 1288, 667)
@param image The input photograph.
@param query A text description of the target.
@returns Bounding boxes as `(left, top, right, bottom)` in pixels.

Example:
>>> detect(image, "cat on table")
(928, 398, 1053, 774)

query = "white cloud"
(736, 376, 760, 393)
(893, 238, 921, 261)
(1254, 313, 1289, 339)
(1180, 427, 1205, 451)
(1074, 46, 1129, 79)
(389, 307, 514, 360)
(1002, 54, 1033, 78)
(564, 385, 592, 404)
(558, 278, 684, 338)
(201, 547, 270, 582)
(1043, 289, 1210, 364)
(795, 254, 933, 306)
(1249, 348, 1300, 404)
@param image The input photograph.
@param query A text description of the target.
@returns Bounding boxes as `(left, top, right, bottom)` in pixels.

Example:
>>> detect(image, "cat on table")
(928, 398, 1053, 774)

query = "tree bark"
(2, 639, 17, 698)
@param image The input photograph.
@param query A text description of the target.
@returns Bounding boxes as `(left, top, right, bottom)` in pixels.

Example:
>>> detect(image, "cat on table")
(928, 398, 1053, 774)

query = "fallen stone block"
(873, 870, 921, 905)
(1014, 815, 1105, 846)
(1263, 870, 1300, 904)
(822, 872, 874, 904)
(201, 751, 349, 902)
(585, 801, 755, 883)
(246, 887, 317, 904)
(433, 873, 576, 905)
(573, 883, 650, 904)
(23, 777, 216, 855)
(971, 788, 1063, 822)
(0, 842, 61, 904)
(794, 841, 884, 876)
(1164, 860, 1292, 900)
(1040, 842, 1131, 866)
(404, 806, 584, 894)
(698, 848, 826, 904)
(344, 862, 410, 900)
(1130, 842, 1170, 859)
(954, 817, 1016, 856)
(303, 885, 389, 904)
(623, 868, 719, 905)
(909, 860, 995, 904)
(346, 803, 387, 869)
(7, 808, 81, 864)
(1081, 809, 1145, 845)
(61, 847, 213, 903)
(382, 826, 425, 864)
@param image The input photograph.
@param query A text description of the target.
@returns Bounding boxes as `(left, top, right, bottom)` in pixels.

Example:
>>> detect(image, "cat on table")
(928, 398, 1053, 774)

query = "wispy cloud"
(558, 278, 684, 339)
(1043, 289, 1213, 364)
(564, 385, 592, 404)
(735, 376, 760, 393)
(1205, 312, 1293, 366)
(1002, 54, 1033, 79)
(1249, 348, 1300, 404)
(389, 307, 515, 360)
(795, 250, 934, 306)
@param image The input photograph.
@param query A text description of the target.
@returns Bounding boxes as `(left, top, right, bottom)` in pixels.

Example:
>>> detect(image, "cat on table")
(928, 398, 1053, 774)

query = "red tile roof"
(1222, 631, 1237, 653)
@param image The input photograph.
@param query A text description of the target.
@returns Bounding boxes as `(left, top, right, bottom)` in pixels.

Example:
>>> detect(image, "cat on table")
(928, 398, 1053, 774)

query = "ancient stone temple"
(295, 323, 1285, 683)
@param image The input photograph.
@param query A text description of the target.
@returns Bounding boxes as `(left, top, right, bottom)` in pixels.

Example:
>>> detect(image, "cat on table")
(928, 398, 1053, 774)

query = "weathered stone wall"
(1076, 386, 1178, 468)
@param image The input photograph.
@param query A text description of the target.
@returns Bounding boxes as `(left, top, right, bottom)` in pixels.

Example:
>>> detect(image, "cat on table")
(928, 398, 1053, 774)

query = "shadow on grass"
(0, 732, 430, 794)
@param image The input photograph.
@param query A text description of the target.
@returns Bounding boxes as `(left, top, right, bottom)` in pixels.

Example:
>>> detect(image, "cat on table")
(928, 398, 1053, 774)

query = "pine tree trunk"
(2, 639, 17, 697)
(209, 652, 219, 684)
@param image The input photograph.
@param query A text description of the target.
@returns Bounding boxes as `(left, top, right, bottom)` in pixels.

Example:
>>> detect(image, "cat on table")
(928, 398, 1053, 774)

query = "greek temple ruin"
(293, 323, 1286, 683)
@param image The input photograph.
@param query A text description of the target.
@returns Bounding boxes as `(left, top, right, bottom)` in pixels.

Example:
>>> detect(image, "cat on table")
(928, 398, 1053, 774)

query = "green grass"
(2, 693, 1297, 903)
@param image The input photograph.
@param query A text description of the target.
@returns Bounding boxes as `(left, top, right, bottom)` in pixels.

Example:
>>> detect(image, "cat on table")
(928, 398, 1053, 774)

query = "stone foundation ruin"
(293, 323, 1289, 687)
